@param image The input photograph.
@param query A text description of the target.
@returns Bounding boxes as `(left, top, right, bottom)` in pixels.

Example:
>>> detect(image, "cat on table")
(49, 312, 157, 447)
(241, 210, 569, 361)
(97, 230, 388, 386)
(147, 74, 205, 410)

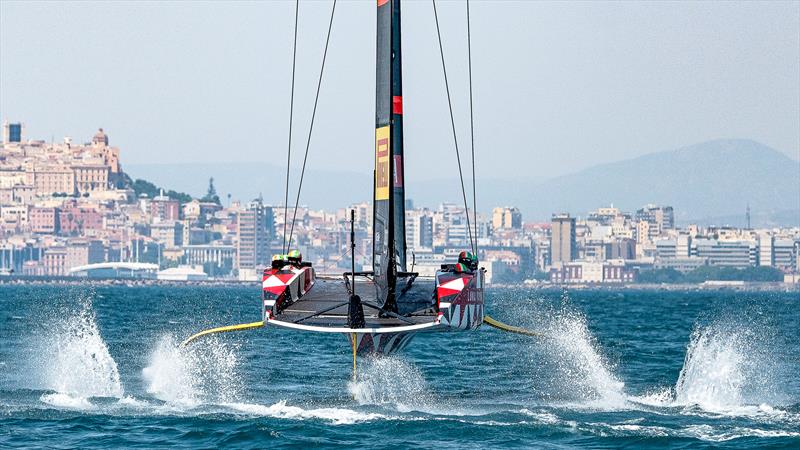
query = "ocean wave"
(40, 393, 94, 410)
(681, 424, 800, 442)
(225, 401, 386, 425)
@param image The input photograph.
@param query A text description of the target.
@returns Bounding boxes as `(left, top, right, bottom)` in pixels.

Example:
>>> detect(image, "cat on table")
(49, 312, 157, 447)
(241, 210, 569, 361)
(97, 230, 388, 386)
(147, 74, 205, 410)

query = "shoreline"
(0, 276, 797, 292)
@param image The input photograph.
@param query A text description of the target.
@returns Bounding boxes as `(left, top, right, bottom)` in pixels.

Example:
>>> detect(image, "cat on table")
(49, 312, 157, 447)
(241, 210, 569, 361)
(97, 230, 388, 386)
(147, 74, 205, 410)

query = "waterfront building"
(636, 204, 674, 237)
(183, 244, 235, 276)
(584, 239, 611, 261)
(774, 239, 798, 271)
(0, 205, 29, 232)
(150, 221, 183, 248)
(58, 204, 102, 236)
(150, 190, 180, 222)
(691, 238, 756, 268)
(549, 259, 637, 284)
(654, 257, 708, 273)
(91, 128, 109, 146)
(237, 199, 271, 271)
(550, 214, 576, 264)
(758, 231, 774, 267)
(610, 237, 636, 260)
(29, 207, 59, 234)
(72, 164, 110, 193)
(32, 166, 75, 196)
(492, 206, 522, 230)
(42, 246, 67, 276)
(65, 239, 105, 270)
(405, 209, 433, 251)
(655, 239, 676, 259)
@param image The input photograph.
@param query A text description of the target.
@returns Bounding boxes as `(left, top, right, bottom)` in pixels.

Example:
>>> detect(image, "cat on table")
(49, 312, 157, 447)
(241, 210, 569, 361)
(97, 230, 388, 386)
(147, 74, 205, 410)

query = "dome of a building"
(92, 128, 108, 146)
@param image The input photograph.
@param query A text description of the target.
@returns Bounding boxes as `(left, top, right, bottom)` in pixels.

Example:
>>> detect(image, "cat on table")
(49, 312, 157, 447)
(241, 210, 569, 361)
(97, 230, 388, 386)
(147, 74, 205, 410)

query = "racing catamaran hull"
(262, 264, 484, 355)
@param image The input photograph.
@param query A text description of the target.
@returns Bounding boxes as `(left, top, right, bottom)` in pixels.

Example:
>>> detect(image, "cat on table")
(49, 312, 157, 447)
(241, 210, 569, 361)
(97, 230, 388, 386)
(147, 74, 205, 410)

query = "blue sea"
(1, 284, 798, 448)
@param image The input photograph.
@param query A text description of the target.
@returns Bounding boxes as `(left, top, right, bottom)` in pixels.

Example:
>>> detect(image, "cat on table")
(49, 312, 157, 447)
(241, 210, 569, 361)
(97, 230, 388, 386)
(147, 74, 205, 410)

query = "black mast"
(374, 0, 406, 312)
(390, 0, 407, 273)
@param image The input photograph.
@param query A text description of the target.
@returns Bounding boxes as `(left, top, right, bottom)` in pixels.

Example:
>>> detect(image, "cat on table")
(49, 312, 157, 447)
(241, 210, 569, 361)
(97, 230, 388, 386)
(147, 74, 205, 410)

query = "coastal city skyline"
(1, 123, 797, 284)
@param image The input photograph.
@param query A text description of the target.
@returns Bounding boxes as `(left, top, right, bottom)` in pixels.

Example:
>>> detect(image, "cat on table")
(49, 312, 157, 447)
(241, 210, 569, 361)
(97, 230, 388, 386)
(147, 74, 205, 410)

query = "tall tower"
(237, 199, 270, 271)
(2, 121, 24, 143)
(551, 214, 576, 265)
(746, 204, 751, 230)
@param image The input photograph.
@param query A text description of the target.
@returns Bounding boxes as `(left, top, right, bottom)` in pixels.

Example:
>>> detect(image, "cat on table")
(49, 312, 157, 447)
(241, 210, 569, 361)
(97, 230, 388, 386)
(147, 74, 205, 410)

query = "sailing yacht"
(182, 1, 541, 359)
(262, 0, 484, 355)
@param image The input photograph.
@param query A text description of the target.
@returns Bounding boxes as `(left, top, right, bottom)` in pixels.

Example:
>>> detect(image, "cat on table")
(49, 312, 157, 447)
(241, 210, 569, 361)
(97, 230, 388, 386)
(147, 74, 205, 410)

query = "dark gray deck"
(274, 276, 438, 328)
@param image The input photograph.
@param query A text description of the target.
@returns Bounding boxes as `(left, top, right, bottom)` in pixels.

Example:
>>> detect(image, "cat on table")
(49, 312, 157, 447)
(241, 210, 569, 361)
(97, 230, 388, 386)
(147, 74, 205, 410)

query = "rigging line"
(432, 0, 474, 254)
(320, 246, 352, 272)
(466, 0, 477, 256)
(287, 0, 337, 251)
(283, 0, 300, 254)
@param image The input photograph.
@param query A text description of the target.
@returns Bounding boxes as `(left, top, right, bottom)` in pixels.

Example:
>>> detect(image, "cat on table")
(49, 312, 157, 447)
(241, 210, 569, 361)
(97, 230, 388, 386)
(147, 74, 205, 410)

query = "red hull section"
(262, 264, 316, 317)
(436, 269, 485, 330)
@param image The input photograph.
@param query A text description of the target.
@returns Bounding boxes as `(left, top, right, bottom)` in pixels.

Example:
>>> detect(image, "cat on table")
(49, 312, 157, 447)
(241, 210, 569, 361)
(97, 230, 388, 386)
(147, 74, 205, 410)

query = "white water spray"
(675, 326, 749, 409)
(38, 296, 123, 407)
(142, 335, 241, 406)
(633, 319, 787, 416)
(225, 401, 386, 425)
(523, 305, 626, 408)
(672, 322, 783, 414)
(348, 355, 431, 412)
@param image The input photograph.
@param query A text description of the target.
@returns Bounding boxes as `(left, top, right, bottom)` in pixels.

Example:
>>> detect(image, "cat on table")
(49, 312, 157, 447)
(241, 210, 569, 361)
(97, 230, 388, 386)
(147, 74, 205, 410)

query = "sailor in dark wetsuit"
(272, 253, 290, 270)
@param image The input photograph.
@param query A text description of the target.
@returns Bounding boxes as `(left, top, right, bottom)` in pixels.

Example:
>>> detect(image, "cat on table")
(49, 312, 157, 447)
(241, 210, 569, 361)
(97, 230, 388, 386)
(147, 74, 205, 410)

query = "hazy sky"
(1, 0, 798, 183)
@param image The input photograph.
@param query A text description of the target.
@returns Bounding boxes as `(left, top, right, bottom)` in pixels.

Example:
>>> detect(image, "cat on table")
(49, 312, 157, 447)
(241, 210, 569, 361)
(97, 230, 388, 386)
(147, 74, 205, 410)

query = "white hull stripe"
(267, 318, 441, 334)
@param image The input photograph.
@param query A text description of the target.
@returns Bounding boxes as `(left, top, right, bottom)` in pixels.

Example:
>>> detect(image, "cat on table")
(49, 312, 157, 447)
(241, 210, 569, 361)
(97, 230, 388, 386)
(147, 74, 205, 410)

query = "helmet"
(287, 250, 302, 263)
(458, 251, 478, 269)
(271, 253, 289, 269)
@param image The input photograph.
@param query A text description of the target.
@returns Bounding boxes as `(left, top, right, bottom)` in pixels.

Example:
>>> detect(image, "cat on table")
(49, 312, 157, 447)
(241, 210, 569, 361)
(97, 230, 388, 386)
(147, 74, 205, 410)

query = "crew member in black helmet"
(457, 251, 478, 272)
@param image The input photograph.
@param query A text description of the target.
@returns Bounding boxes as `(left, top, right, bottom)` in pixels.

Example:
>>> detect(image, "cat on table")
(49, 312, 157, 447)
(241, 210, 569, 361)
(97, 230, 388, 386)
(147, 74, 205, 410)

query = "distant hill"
(127, 139, 799, 226)
(506, 139, 800, 225)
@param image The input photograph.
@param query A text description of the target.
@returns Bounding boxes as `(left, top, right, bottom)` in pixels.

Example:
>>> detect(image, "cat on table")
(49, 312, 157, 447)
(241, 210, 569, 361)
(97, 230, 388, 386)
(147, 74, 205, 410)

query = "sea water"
(0, 285, 798, 448)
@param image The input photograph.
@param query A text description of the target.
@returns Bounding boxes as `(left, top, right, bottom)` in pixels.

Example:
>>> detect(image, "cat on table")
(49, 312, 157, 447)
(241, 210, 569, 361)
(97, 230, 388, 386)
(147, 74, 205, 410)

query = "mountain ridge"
(126, 138, 799, 225)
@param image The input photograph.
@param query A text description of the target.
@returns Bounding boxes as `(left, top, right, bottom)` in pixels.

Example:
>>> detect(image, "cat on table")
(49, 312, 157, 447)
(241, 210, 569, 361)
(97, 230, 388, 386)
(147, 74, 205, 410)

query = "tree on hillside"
(201, 177, 221, 205)
(132, 179, 159, 198)
(131, 177, 194, 205)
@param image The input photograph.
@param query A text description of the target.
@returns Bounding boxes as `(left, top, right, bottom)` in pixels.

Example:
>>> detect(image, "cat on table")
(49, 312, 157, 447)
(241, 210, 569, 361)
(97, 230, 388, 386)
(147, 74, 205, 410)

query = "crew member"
(457, 251, 478, 272)
(287, 250, 303, 266)
(271, 253, 289, 269)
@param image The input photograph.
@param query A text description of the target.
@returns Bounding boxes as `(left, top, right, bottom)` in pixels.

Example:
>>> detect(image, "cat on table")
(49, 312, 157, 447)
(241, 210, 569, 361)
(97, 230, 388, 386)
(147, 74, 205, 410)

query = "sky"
(1, 0, 798, 184)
